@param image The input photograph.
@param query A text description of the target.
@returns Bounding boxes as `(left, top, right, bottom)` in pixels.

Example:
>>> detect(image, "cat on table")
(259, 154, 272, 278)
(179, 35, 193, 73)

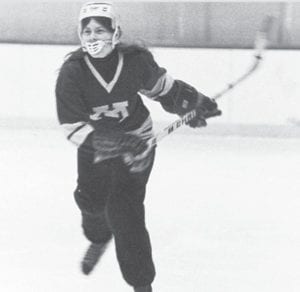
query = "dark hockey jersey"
(55, 46, 175, 148)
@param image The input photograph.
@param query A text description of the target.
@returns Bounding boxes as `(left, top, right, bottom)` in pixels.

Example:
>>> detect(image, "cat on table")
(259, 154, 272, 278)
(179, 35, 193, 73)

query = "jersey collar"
(84, 51, 124, 93)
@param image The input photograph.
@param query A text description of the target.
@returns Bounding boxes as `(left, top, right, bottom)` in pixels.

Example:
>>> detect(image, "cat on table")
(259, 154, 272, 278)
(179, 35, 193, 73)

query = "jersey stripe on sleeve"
(61, 121, 94, 146)
(139, 73, 174, 100)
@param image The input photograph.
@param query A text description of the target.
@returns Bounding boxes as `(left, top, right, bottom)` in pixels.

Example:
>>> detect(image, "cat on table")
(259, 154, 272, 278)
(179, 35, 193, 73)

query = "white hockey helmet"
(78, 1, 119, 30)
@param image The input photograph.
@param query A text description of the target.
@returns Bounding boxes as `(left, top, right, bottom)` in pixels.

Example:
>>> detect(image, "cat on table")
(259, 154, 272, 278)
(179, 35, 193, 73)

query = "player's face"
(81, 18, 114, 43)
(81, 18, 115, 58)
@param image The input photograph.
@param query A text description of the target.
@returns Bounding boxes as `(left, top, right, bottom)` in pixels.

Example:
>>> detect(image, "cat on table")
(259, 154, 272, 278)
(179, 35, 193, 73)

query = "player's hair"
(62, 41, 150, 66)
(80, 16, 115, 34)
(117, 41, 149, 55)
(62, 18, 149, 65)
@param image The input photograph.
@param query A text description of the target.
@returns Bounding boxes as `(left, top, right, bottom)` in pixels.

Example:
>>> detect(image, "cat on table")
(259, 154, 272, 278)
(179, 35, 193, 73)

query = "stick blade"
(260, 15, 276, 36)
(255, 15, 276, 53)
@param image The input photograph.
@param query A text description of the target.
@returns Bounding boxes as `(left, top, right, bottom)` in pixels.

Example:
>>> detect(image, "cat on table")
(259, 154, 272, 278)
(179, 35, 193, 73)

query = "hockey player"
(55, 1, 221, 292)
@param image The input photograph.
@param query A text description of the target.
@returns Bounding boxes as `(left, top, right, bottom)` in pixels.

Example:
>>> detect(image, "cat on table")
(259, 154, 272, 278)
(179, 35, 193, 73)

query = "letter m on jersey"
(90, 101, 129, 122)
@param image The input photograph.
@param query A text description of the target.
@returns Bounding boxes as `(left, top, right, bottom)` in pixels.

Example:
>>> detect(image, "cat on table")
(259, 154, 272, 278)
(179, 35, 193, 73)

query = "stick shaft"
(149, 16, 275, 146)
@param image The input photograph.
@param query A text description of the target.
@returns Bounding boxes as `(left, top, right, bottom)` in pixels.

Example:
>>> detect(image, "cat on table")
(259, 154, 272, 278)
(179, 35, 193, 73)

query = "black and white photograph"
(1, 0, 300, 291)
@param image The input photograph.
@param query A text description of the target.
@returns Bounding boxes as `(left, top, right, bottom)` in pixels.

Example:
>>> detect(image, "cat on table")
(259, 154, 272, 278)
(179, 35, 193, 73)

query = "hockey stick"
(147, 15, 275, 148)
(98, 16, 275, 167)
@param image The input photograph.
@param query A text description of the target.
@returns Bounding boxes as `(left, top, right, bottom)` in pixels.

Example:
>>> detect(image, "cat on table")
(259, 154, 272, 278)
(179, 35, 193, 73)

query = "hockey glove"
(93, 126, 148, 163)
(123, 147, 154, 173)
(188, 93, 222, 128)
(158, 80, 221, 127)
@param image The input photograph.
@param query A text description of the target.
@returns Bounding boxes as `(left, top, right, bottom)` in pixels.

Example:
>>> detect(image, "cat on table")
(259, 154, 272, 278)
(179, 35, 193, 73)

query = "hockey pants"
(74, 148, 156, 287)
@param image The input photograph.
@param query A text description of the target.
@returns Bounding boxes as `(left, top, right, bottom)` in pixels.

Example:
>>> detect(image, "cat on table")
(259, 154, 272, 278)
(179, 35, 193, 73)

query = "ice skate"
(81, 242, 108, 275)
(134, 285, 152, 292)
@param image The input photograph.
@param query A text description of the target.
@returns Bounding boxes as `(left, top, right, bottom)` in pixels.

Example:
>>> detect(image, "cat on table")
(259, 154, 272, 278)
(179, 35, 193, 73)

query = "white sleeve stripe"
(67, 123, 86, 140)
(61, 122, 94, 147)
(139, 73, 174, 100)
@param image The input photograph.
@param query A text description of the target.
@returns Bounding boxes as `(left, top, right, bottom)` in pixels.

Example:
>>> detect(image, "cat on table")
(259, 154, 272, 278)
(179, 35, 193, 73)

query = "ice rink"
(1, 44, 300, 291)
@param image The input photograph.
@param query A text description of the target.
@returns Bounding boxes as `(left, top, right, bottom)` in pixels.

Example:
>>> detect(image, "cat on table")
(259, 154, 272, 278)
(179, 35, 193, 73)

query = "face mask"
(83, 39, 112, 56)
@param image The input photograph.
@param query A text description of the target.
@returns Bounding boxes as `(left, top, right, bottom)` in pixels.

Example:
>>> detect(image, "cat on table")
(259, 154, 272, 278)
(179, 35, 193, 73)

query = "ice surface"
(0, 128, 300, 291)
